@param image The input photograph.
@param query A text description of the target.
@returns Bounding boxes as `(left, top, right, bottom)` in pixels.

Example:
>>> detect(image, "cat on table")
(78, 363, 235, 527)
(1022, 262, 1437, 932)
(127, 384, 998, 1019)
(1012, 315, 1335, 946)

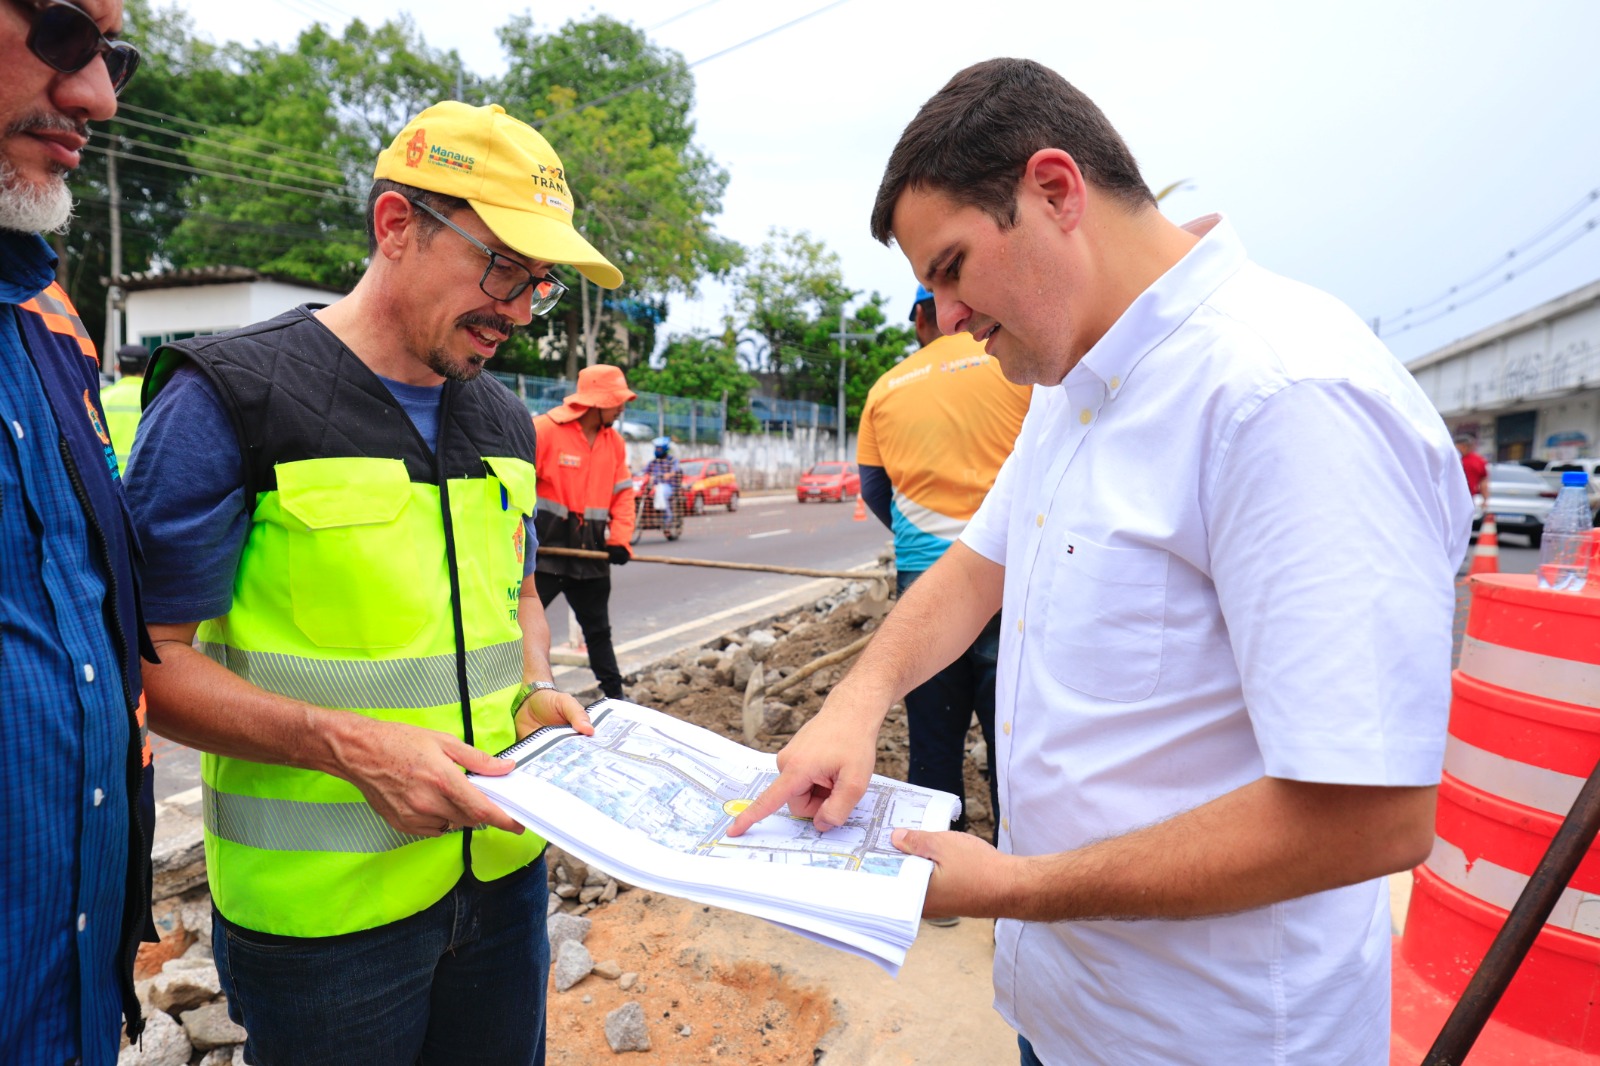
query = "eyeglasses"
(409, 199, 567, 316)
(10, 0, 141, 95)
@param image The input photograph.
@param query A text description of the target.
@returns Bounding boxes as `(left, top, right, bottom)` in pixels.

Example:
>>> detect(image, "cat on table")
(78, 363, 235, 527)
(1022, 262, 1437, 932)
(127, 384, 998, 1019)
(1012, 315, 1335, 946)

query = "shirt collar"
(0, 230, 59, 306)
(1070, 214, 1246, 396)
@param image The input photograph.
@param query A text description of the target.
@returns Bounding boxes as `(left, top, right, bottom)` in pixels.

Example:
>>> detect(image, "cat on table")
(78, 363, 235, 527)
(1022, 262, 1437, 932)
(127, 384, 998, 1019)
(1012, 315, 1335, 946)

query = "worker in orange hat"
(532, 362, 638, 699)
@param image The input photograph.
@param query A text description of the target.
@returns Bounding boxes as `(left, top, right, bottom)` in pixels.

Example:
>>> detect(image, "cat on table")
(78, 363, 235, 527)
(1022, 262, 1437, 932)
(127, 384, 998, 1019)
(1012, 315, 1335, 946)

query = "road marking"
(160, 785, 203, 808)
(748, 529, 790, 539)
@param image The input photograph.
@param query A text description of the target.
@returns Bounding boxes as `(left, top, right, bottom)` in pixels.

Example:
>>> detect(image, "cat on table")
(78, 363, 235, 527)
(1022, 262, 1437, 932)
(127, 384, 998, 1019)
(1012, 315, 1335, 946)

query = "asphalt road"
(147, 513, 1537, 804)
(150, 492, 890, 802)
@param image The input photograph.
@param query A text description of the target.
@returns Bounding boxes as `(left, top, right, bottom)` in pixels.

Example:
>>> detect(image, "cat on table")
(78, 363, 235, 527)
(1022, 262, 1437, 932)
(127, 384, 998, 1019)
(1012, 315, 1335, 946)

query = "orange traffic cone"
(853, 495, 866, 521)
(1468, 512, 1500, 575)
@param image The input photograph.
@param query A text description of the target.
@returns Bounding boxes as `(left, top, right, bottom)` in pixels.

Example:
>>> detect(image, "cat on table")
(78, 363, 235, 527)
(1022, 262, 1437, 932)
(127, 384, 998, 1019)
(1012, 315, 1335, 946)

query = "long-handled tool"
(536, 545, 886, 582)
(536, 545, 892, 732)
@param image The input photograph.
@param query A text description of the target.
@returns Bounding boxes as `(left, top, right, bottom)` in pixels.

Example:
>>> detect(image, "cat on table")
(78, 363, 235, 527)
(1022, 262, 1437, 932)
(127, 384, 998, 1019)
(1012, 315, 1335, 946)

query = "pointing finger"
(727, 773, 806, 837)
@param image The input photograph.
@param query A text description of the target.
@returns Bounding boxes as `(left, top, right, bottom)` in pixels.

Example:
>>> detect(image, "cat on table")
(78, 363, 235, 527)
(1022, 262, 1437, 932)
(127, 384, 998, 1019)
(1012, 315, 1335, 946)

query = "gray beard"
(0, 157, 73, 235)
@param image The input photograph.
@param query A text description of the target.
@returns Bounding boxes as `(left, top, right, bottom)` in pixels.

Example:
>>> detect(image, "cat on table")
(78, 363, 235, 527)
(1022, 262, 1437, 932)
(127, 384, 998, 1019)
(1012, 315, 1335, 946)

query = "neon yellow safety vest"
(152, 310, 546, 938)
(100, 373, 142, 461)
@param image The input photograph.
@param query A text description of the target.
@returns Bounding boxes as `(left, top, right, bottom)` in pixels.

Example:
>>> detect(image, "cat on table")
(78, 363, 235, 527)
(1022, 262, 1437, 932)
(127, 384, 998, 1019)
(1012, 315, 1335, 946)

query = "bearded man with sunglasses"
(0, 0, 156, 1063)
(124, 102, 622, 1065)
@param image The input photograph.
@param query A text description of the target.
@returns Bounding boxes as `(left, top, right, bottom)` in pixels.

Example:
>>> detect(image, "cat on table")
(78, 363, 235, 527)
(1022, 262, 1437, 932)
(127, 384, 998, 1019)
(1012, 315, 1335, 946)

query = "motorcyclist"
(642, 436, 683, 513)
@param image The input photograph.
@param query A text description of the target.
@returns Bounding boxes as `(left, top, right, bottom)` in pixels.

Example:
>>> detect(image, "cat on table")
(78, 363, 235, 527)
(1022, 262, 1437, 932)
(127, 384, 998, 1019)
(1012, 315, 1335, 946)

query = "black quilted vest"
(144, 305, 538, 504)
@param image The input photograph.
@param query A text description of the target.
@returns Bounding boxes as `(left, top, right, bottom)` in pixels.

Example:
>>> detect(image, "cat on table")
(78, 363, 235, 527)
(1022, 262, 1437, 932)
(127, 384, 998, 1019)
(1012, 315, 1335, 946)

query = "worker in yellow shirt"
(856, 285, 1030, 889)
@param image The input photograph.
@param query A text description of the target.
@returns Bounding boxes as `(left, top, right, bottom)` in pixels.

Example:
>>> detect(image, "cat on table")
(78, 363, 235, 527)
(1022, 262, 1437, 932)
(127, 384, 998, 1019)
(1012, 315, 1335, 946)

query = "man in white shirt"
(731, 58, 1472, 1065)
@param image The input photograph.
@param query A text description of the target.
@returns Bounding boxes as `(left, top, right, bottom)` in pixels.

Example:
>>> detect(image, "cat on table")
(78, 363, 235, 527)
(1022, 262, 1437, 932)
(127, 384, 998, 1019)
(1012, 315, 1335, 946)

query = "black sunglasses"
(11, 0, 141, 95)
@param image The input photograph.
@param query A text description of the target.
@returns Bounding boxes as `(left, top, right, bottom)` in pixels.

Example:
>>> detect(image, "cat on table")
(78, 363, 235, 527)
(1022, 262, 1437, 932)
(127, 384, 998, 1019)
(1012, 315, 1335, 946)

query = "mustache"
(9, 112, 89, 140)
(457, 311, 517, 337)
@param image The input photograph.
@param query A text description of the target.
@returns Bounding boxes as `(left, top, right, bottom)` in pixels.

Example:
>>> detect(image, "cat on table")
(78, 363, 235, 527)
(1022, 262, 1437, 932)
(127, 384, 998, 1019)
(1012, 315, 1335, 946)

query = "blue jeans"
(1019, 1034, 1047, 1065)
(214, 855, 549, 1066)
(898, 569, 1001, 841)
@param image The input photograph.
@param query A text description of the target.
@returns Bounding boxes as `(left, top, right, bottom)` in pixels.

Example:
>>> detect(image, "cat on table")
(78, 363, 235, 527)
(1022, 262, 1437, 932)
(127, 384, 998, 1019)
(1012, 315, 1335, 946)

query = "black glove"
(607, 544, 630, 566)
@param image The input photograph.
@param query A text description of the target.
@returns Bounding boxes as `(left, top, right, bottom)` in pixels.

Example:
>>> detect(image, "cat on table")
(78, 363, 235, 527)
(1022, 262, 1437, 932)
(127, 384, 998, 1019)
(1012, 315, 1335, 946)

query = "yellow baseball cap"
(373, 101, 623, 290)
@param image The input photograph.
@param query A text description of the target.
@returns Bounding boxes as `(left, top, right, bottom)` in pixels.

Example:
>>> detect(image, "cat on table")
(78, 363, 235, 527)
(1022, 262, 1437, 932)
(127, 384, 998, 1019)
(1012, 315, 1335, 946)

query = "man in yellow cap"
(532, 363, 637, 701)
(124, 101, 623, 1065)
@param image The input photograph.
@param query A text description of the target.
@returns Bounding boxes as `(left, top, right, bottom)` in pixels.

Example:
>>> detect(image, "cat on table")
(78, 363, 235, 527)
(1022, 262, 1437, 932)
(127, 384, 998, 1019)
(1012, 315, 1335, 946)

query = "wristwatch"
(510, 680, 560, 716)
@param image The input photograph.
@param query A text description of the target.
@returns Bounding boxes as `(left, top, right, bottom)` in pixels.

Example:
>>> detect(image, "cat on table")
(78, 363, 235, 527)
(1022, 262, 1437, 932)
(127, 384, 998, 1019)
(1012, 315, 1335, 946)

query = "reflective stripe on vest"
(205, 785, 426, 853)
(200, 454, 543, 937)
(199, 638, 522, 710)
(19, 282, 96, 359)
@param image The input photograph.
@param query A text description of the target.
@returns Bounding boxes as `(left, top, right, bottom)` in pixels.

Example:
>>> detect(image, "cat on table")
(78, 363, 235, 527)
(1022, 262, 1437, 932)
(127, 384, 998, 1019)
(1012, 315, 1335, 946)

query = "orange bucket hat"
(564, 364, 636, 408)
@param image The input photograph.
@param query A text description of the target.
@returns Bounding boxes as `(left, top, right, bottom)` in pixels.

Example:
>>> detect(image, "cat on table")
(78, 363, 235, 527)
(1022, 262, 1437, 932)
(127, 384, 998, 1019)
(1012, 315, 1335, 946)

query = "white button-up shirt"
(962, 215, 1472, 1065)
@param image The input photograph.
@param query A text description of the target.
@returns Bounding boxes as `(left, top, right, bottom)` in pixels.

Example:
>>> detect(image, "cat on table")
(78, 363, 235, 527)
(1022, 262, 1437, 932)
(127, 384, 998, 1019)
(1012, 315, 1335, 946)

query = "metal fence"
(492, 372, 836, 447)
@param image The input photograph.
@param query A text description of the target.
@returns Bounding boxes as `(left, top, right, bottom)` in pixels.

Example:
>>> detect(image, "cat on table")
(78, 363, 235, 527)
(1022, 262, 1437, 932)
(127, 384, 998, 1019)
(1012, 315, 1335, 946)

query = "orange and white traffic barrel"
(1392, 573, 1600, 1061)
(1467, 512, 1501, 576)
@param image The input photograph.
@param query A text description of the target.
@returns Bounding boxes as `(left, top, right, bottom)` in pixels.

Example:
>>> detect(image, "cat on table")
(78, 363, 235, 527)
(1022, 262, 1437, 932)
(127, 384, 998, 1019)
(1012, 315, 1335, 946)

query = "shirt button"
(82, 664, 96, 683)
(1110, 375, 1121, 390)
(1001, 817, 1010, 833)
(11, 420, 23, 439)
(1002, 721, 1011, 735)
(1079, 409, 1092, 425)
(1035, 514, 1044, 527)
(77, 913, 87, 932)
(93, 788, 104, 807)
(1016, 619, 1023, 633)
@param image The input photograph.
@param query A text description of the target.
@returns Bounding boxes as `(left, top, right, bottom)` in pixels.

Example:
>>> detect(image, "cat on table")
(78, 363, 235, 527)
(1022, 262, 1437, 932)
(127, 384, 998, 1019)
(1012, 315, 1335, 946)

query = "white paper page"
(471, 699, 959, 971)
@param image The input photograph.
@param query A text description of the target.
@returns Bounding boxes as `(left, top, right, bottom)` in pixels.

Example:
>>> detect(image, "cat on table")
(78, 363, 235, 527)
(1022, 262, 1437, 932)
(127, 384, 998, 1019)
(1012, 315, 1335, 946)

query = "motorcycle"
(632, 471, 686, 543)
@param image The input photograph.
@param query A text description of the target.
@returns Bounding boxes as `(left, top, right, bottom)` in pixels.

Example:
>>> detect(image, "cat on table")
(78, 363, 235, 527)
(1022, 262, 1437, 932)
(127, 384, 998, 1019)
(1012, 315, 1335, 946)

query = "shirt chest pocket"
(1039, 532, 1168, 702)
(277, 458, 428, 650)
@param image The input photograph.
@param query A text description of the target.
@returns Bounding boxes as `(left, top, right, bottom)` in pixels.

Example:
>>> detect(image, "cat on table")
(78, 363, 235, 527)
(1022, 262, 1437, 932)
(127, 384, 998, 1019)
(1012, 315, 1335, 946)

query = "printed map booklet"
(470, 698, 961, 975)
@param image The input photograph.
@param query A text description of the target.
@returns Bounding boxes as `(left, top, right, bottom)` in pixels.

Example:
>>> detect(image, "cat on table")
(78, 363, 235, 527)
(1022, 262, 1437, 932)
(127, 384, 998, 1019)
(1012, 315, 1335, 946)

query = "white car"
(1478, 463, 1557, 546)
(1539, 458, 1600, 523)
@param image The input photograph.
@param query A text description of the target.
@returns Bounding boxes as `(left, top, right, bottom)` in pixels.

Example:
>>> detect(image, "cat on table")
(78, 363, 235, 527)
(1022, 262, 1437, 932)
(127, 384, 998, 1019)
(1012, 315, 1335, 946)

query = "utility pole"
(102, 140, 122, 378)
(829, 304, 874, 462)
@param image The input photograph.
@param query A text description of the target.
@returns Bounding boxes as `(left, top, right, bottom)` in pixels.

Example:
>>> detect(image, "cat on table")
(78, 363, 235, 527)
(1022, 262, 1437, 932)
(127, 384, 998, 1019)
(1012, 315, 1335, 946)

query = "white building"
(1407, 279, 1600, 462)
(120, 266, 347, 354)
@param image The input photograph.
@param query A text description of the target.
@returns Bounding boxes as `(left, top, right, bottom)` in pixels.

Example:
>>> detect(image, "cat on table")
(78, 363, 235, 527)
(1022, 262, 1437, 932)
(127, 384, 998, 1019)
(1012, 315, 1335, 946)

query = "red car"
(796, 461, 860, 503)
(633, 458, 741, 514)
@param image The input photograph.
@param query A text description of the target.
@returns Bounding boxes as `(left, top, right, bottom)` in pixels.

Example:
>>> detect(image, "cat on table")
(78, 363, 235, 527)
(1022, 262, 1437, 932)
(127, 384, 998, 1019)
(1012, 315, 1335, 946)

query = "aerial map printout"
(471, 699, 960, 973)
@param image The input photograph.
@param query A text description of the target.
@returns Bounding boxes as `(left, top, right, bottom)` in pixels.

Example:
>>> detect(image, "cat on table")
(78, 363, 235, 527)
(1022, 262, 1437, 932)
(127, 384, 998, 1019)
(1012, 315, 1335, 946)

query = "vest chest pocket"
(1040, 532, 1168, 702)
(276, 458, 429, 649)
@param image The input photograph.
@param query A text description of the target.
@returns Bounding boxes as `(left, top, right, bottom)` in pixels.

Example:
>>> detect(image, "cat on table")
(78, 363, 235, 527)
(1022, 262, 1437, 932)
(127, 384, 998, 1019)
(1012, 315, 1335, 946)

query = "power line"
(1376, 184, 1600, 327)
(84, 145, 363, 205)
(1379, 212, 1600, 338)
(75, 194, 364, 244)
(92, 129, 352, 194)
(497, 0, 725, 101)
(537, 0, 851, 127)
(116, 102, 341, 170)
(106, 114, 346, 182)
(649, 0, 723, 31)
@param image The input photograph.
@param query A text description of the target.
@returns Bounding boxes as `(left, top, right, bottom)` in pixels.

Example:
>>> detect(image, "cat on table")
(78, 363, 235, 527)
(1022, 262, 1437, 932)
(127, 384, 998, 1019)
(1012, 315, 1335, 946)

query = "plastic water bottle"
(1537, 470, 1593, 592)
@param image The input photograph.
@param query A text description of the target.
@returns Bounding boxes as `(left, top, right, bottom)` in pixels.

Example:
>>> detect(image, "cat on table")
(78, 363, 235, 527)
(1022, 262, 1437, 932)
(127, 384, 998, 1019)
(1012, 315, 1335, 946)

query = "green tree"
(730, 228, 918, 428)
(496, 16, 738, 377)
(733, 228, 850, 386)
(161, 16, 478, 289)
(63, 0, 252, 349)
(629, 327, 759, 432)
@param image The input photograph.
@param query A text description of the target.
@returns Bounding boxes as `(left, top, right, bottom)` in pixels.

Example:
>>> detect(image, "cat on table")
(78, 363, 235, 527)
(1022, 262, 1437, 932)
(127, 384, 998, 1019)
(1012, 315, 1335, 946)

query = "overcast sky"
(162, 0, 1600, 366)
